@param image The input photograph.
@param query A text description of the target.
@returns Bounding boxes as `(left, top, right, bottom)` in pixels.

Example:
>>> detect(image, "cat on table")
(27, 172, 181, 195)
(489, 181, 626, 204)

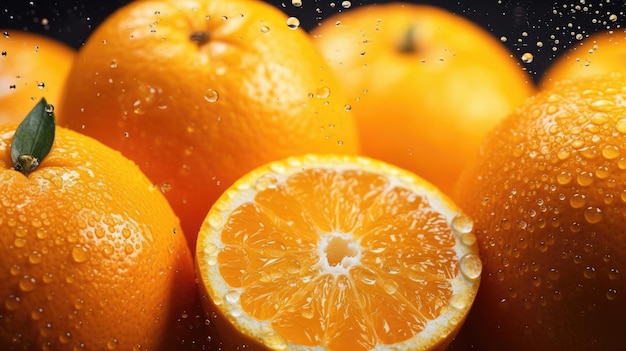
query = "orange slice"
(195, 154, 481, 350)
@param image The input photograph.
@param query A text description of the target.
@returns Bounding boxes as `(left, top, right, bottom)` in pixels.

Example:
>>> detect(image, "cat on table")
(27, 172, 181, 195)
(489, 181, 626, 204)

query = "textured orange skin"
(0, 125, 202, 350)
(311, 3, 535, 196)
(57, 0, 360, 249)
(541, 29, 626, 87)
(454, 74, 626, 351)
(0, 30, 75, 125)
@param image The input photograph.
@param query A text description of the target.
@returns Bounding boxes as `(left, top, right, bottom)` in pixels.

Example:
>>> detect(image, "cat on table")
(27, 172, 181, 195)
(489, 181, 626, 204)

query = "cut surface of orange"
(196, 154, 481, 350)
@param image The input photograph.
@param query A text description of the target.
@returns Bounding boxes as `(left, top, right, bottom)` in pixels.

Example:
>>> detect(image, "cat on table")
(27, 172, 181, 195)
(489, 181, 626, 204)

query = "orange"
(311, 3, 535, 195)
(57, 0, 360, 249)
(195, 154, 482, 350)
(0, 30, 75, 125)
(541, 28, 626, 87)
(0, 101, 202, 350)
(453, 73, 626, 350)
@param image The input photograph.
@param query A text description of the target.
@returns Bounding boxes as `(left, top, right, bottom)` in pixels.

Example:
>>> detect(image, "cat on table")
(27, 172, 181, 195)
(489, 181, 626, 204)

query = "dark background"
(1, 1, 624, 83)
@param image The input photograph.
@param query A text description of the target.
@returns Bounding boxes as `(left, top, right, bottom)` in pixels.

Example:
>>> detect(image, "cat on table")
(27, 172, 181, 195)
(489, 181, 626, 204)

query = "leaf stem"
(11, 97, 56, 176)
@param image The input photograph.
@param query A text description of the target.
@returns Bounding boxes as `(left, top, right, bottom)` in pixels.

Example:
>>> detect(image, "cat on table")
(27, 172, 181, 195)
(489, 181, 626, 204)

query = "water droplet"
(601, 144, 621, 160)
(576, 171, 594, 186)
(106, 338, 118, 350)
(606, 288, 618, 300)
(521, 52, 534, 63)
(449, 294, 467, 310)
(71, 246, 91, 263)
(286, 17, 301, 30)
(225, 290, 239, 303)
(42, 272, 54, 284)
(616, 119, 626, 134)
(341, 1, 352, 8)
(291, 0, 302, 7)
(315, 86, 331, 99)
(159, 182, 172, 194)
(14, 237, 27, 248)
(4, 295, 21, 311)
(460, 253, 482, 280)
(31, 307, 44, 320)
(451, 213, 474, 236)
(496, 269, 506, 282)
(583, 265, 597, 279)
(260, 25, 270, 33)
(37, 82, 45, 89)
(203, 88, 219, 103)
(557, 148, 571, 160)
(557, 171, 572, 185)
(608, 268, 620, 280)
(59, 331, 72, 344)
(19, 275, 37, 292)
(569, 193, 587, 208)
(583, 206, 603, 224)
(110, 60, 118, 68)
(590, 99, 615, 112)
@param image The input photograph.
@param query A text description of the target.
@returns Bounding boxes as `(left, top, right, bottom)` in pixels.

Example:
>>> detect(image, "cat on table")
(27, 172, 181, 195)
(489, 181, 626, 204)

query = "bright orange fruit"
(541, 28, 626, 87)
(57, 0, 359, 248)
(311, 3, 534, 195)
(454, 73, 626, 351)
(196, 154, 482, 350)
(0, 103, 200, 350)
(0, 30, 74, 125)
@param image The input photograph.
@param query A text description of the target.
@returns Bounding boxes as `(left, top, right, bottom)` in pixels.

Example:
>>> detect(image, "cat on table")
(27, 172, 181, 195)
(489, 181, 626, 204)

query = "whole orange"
(541, 29, 626, 87)
(57, 0, 359, 248)
(454, 73, 626, 350)
(311, 3, 535, 195)
(0, 30, 75, 125)
(0, 104, 201, 350)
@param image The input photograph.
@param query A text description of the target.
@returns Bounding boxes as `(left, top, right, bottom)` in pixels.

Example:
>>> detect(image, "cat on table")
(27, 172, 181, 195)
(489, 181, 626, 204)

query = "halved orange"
(195, 154, 481, 350)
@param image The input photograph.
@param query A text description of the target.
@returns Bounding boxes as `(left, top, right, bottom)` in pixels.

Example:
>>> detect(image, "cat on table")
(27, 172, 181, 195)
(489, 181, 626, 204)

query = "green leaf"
(11, 97, 56, 176)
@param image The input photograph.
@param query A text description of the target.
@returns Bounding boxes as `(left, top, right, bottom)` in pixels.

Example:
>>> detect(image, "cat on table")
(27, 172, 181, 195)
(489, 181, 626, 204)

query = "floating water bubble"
(159, 182, 172, 194)
(203, 88, 219, 103)
(521, 52, 534, 63)
(286, 17, 301, 30)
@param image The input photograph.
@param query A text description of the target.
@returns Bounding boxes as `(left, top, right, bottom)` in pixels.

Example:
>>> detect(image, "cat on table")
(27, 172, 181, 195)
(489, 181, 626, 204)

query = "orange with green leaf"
(0, 99, 203, 350)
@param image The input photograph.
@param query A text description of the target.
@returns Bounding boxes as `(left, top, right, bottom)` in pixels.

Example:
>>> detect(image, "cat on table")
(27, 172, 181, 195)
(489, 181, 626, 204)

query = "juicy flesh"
(218, 168, 458, 350)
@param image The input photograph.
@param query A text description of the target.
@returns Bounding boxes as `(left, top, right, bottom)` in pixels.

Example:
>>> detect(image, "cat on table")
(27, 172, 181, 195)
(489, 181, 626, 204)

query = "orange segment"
(196, 154, 481, 350)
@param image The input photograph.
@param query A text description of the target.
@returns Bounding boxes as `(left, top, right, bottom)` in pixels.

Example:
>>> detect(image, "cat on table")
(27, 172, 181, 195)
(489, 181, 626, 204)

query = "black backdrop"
(1, 1, 625, 82)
